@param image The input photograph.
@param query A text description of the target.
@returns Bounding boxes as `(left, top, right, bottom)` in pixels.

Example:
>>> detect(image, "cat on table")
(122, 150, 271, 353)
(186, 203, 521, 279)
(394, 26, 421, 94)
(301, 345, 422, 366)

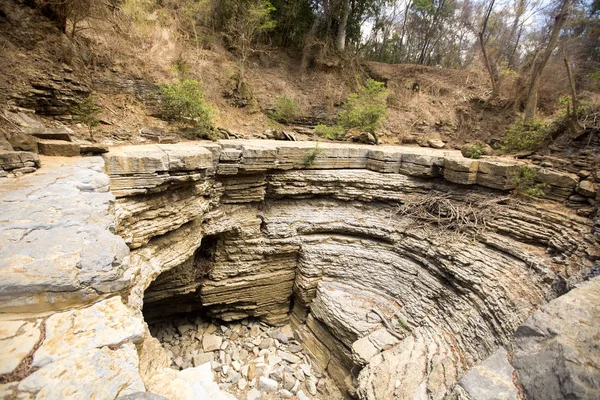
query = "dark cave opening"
(142, 235, 218, 323)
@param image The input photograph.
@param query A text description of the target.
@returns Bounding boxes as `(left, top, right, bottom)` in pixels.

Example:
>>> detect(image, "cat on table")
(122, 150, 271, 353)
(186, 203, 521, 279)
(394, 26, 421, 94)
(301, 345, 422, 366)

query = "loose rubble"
(149, 315, 343, 400)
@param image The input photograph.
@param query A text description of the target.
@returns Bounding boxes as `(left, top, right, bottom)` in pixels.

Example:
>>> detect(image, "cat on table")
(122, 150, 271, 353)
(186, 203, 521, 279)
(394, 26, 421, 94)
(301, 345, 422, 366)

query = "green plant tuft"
(463, 144, 483, 159)
(158, 79, 216, 135)
(268, 95, 300, 124)
(502, 119, 548, 152)
(73, 95, 102, 141)
(510, 165, 547, 198)
(304, 143, 324, 166)
(338, 78, 388, 134)
(315, 124, 345, 140)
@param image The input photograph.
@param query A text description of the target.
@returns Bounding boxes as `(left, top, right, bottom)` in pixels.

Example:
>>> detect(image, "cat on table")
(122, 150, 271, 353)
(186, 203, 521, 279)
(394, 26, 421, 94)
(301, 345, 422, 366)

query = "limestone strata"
(0, 140, 598, 400)
(105, 141, 598, 399)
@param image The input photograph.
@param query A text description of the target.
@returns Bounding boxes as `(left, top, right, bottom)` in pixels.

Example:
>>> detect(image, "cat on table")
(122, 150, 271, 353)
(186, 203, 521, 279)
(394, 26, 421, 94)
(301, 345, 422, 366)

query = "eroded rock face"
(1, 140, 598, 400)
(511, 276, 600, 400)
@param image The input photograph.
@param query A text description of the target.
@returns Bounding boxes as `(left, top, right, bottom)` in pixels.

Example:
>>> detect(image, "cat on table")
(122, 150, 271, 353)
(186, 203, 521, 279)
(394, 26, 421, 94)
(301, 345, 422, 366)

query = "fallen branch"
(371, 308, 406, 341)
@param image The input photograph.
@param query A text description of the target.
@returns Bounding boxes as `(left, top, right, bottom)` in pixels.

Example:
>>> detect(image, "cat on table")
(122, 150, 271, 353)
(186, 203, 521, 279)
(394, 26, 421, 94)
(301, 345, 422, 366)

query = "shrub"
(73, 96, 102, 141)
(304, 143, 324, 166)
(502, 119, 548, 152)
(268, 96, 300, 124)
(315, 124, 345, 140)
(338, 78, 388, 133)
(463, 144, 483, 159)
(158, 79, 216, 133)
(510, 166, 547, 198)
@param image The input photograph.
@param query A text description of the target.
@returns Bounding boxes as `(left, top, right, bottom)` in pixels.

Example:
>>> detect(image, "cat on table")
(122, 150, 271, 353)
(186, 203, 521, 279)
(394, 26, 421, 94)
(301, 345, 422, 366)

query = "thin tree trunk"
(336, 0, 351, 51)
(563, 49, 584, 137)
(417, 0, 446, 64)
(479, 0, 499, 97)
(301, 11, 320, 73)
(524, 0, 572, 121)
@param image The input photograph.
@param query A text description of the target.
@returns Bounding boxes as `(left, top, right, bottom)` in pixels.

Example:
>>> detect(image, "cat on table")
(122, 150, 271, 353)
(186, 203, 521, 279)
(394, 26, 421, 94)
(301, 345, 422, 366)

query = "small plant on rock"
(73, 95, 102, 141)
(268, 95, 300, 124)
(158, 79, 216, 137)
(511, 165, 547, 198)
(463, 144, 484, 159)
(304, 143, 324, 166)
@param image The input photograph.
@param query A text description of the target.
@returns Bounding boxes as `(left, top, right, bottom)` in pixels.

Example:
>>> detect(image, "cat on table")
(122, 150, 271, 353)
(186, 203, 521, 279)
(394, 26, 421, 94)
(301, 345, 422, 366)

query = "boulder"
(511, 276, 600, 400)
(140, 127, 178, 144)
(80, 143, 109, 154)
(2, 131, 38, 153)
(37, 139, 81, 157)
(460, 141, 494, 158)
(0, 151, 40, 170)
(577, 180, 597, 198)
(26, 127, 72, 142)
(428, 138, 445, 149)
(458, 347, 519, 400)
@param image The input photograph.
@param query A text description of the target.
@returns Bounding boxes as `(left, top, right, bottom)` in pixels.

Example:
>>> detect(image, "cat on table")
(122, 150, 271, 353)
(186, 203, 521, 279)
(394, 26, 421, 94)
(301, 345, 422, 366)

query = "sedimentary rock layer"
(1, 140, 598, 400)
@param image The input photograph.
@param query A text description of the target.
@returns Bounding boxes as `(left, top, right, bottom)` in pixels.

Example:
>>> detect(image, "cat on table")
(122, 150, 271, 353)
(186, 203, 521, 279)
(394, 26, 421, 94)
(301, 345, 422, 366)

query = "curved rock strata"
(0, 140, 598, 399)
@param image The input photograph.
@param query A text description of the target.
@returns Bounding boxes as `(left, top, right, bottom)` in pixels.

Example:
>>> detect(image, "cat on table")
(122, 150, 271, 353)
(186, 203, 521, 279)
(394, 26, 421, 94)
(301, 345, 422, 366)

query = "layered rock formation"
(0, 140, 598, 399)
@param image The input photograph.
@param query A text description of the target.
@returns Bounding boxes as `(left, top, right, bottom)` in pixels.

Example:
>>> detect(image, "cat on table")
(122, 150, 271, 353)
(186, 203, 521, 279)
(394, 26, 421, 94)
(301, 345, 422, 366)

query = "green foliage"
(338, 79, 388, 133)
(170, 59, 191, 78)
(315, 124, 346, 140)
(463, 144, 483, 159)
(395, 318, 410, 331)
(73, 96, 102, 140)
(158, 79, 216, 133)
(502, 119, 548, 152)
(589, 69, 600, 90)
(268, 95, 300, 124)
(304, 143, 324, 166)
(510, 166, 547, 198)
(499, 62, 519, 78)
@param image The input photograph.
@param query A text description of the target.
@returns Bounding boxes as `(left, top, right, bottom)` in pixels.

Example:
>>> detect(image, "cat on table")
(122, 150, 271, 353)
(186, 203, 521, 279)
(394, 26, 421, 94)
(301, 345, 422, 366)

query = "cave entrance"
(142, 235, 218, 323)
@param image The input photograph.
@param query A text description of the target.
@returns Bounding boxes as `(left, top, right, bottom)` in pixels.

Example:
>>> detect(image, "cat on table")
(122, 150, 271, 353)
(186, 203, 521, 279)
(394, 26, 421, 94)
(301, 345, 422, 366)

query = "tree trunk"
(336, 0, 350, 51)
(563, 49, 584, 138)
(479, 0, 499, 97)
(524, 0, 572, 121)
(301, 11, 321, 73)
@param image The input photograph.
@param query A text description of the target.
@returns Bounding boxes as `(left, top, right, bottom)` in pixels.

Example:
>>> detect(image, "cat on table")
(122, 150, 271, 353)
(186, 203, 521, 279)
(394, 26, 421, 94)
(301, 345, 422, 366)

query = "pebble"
(306, 378, 317, 396)
(279, 389, 293, 398)
(247, 388, 261, 400)
(297, 390, 311, 400)
(257, 377, 278, 392)
(238, 378, 248, 390)
(300, 364, 312, 376)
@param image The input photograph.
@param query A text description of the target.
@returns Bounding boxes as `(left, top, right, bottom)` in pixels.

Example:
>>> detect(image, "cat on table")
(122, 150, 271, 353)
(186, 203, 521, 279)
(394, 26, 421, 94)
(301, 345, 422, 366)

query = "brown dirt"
(0, 1, 522, 148)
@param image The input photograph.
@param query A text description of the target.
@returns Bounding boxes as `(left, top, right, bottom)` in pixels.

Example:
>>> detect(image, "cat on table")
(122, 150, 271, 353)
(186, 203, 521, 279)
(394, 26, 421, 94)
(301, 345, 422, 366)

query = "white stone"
(257, 376, 278, 392)
(247, 388, 261, 400)
(202, 334, 223, 352)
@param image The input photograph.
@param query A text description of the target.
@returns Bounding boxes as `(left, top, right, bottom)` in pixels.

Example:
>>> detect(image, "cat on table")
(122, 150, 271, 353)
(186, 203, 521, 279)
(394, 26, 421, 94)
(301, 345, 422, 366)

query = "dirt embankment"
(0, 0, 562, 149)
